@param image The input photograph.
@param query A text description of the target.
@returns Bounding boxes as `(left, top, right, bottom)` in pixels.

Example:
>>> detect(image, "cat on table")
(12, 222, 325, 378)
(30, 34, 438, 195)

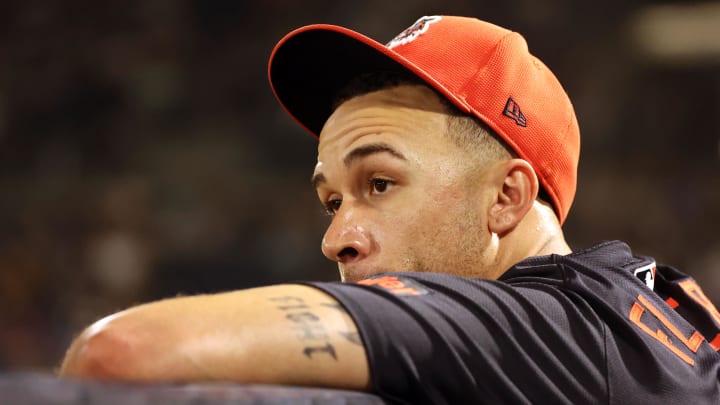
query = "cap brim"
(268, 24, 462, 138)
(269, 25, 404, 137)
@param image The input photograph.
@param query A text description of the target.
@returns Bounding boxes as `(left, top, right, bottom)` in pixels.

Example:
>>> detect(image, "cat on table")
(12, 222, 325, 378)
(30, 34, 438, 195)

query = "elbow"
(60, 313, 144, 380)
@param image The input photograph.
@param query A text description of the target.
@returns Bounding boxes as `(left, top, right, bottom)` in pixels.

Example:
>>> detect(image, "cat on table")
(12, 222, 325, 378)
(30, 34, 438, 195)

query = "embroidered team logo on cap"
(386, 15, 442, 49)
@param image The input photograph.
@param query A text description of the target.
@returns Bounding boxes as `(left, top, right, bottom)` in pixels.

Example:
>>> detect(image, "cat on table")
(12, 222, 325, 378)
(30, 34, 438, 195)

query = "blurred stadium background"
(0, 0, 718, 373)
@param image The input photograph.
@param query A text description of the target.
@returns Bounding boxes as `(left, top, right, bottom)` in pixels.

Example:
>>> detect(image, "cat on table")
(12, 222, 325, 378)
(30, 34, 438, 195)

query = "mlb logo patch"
(633, 262, 657, 290)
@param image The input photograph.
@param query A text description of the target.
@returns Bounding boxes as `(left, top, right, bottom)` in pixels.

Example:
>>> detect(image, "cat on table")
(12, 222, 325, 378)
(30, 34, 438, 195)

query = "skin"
(313, 84, 570, 282)
(59, 84, 570, 389)
(60, 285, 371, 389)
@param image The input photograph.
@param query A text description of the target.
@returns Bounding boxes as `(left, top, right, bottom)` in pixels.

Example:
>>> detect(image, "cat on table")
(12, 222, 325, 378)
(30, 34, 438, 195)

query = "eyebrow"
(311, 143, 407, 189)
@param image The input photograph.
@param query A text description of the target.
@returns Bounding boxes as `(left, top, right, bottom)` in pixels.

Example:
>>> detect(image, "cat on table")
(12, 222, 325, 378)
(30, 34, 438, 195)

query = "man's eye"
(324, 199, 342, 215)
(370, 178, 391, 194)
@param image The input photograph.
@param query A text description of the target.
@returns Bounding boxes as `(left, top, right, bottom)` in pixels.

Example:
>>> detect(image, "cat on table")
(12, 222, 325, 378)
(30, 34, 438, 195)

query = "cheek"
(414, 192, 490, 259)
(385, 191, 461, 246)
(374, 177, 489, 258)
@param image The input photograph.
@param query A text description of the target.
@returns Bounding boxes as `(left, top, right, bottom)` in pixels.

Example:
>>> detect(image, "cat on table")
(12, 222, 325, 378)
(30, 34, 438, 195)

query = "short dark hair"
(331, 71, 551, 203)
(332, 70, 514, 162)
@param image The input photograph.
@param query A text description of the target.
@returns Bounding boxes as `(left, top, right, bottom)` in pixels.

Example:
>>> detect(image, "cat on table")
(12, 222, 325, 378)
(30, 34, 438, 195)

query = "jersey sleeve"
(303, 272, 608, 405)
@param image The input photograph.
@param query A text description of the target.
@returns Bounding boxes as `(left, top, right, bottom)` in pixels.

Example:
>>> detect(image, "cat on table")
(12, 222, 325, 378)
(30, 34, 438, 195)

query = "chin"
(339, 267, 384, 283)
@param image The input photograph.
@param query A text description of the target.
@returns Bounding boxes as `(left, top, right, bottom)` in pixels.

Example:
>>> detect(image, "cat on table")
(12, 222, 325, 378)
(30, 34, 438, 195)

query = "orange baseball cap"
(268, 15, 580, 224)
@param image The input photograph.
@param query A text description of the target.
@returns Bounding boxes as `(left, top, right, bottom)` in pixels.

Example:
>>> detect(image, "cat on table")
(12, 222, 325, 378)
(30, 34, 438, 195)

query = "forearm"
(59, 285, 370, 389)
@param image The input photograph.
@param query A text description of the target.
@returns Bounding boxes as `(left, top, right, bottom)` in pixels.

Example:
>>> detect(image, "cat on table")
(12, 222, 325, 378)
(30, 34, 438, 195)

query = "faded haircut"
(331, 71, 555, 203)
(331, 71, 515, 166)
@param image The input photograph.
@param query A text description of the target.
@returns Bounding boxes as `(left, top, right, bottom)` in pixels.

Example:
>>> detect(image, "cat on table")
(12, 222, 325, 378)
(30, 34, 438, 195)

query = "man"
(61, 15, 720, 403)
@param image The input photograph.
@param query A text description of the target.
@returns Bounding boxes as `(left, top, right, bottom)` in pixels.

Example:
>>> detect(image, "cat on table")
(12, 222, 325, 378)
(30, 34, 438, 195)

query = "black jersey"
(307, 241, 720, 404)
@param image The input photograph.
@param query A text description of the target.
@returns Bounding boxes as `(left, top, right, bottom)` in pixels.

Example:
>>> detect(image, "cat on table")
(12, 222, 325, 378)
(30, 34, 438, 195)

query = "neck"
(491, 201, 571, 278)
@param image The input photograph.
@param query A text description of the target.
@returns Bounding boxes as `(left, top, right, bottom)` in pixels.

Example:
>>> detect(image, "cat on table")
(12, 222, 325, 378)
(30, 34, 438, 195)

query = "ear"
(487, 159, 539, 235)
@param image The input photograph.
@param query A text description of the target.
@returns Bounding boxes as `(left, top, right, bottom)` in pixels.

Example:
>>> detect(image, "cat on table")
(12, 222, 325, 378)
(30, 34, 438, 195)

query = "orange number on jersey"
(678, 279, 720, 350)
(678, 280, 720, 326)
(629, 294, 704, 366)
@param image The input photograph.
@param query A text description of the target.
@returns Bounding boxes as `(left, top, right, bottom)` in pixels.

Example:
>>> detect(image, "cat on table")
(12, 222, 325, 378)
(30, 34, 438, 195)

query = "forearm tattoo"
(269, 296, 338, 360)
(320, 302, 363, 346)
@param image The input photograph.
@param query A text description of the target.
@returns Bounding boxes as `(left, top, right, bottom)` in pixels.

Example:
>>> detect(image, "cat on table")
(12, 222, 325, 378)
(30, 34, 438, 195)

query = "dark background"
(0, 0, 718, 372)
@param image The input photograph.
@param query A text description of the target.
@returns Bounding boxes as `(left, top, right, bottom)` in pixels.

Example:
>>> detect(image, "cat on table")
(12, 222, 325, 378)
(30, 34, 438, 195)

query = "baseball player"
(61, 16, 720, 404)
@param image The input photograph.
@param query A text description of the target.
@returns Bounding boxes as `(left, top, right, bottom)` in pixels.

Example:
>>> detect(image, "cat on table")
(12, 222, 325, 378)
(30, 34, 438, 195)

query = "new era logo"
(503, 97, 527, 127)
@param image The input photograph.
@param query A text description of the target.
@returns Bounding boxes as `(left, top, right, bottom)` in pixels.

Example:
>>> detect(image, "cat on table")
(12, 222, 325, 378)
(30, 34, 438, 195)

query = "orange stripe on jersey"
(666, 297, 679, 309)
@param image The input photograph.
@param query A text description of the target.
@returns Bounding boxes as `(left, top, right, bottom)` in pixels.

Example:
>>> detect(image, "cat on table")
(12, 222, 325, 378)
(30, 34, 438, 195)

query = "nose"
(321, 215, 372, 264)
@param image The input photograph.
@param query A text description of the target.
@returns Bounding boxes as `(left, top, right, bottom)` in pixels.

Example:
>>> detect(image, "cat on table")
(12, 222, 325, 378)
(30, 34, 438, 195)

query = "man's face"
(313, 85, 499, 282)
